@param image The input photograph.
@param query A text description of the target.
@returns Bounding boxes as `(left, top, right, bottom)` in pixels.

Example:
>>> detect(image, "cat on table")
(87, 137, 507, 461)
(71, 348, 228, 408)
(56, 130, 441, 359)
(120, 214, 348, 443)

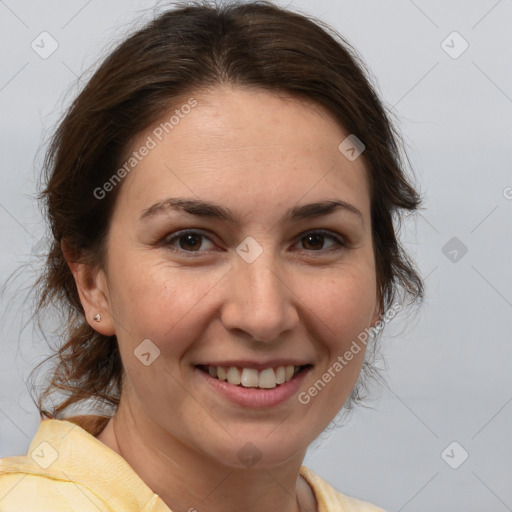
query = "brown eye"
(297, 231, 345, 252)
(164, 230, 215, 252)
(302, 233, 325, 250)
(178, 233, 203, 251)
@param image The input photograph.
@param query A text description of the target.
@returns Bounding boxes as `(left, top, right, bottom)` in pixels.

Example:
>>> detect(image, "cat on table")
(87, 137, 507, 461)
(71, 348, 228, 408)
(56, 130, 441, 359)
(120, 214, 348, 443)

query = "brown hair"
(33, 0, 423, 421)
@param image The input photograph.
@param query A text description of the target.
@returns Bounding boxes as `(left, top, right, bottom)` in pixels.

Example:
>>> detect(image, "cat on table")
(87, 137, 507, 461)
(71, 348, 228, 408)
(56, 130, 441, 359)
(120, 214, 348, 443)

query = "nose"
(220, 251, 299, 343)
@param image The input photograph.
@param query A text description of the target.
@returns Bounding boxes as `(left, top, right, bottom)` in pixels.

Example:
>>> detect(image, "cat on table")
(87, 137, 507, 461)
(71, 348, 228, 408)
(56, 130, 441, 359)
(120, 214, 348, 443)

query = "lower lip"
(195, 366, 312, 408)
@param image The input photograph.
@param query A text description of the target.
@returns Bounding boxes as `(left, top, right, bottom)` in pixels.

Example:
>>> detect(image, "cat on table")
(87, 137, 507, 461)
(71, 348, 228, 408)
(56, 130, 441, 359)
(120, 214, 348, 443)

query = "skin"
(67, 86, 380, 512)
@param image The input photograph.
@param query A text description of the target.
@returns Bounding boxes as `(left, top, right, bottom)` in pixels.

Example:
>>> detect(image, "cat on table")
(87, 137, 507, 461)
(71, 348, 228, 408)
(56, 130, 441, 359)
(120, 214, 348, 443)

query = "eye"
(163, 230, 215, 252)
(161, 229, 346, 255)
(294, 230, 345, 252)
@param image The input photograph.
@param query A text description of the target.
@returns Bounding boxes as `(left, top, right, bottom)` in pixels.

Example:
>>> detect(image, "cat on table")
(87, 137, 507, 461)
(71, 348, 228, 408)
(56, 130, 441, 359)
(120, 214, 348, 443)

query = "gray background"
(0, 0, 511, 510)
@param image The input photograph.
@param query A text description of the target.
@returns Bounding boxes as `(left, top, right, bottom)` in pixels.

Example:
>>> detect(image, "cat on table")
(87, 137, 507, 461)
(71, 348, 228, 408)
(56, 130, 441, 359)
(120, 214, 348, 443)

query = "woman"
(0, 1, 422, 511)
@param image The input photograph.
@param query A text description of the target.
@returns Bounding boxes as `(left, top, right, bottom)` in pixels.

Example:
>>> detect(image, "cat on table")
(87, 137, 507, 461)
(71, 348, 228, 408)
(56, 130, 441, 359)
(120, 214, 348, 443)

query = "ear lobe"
(61, 241, 116, 336)
(370, 307, 380, 329)
(369, 291, 382, 328)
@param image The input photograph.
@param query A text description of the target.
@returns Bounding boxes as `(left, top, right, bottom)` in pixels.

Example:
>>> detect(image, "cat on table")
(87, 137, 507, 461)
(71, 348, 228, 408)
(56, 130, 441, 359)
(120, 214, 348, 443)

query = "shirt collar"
(5, 418, 333, 512)
(17, 418, 171, 511)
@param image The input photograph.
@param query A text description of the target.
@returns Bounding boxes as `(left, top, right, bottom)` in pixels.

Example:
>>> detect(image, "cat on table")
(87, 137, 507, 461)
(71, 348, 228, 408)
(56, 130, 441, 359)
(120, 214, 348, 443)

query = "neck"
(96, 397, 317, 512)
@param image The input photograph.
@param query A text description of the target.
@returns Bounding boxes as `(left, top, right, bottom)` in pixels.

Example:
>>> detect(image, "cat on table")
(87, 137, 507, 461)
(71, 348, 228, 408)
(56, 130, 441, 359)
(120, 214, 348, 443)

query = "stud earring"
(93, 313, 101, 322)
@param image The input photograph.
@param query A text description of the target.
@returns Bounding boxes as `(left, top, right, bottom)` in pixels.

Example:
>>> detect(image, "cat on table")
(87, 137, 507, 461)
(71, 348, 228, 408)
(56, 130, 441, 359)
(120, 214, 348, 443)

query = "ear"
(61, 241, 116, 336)
(369, 289, 382, 328)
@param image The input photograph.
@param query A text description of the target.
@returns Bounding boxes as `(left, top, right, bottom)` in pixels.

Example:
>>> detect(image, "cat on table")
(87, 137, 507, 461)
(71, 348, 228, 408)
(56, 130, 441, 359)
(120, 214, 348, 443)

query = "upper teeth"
(207, 365, 300, 388)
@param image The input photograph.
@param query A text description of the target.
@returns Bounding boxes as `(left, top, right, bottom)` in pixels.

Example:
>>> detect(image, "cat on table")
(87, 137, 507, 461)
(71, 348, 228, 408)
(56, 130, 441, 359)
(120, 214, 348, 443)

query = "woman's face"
(95, 86, 379, 467)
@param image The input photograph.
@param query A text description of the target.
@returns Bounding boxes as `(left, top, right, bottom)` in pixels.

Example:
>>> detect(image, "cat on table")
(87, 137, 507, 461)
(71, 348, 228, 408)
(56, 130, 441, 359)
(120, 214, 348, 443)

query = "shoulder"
(0, 417, 167, 512)
(0, 457, 111, 512)
(300, 466, 386, 512)
(0, 417, 113, 511)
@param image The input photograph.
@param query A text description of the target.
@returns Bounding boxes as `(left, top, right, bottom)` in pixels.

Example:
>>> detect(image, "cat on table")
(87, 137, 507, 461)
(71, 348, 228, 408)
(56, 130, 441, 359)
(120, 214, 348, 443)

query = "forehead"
(114, 86, 371, 220)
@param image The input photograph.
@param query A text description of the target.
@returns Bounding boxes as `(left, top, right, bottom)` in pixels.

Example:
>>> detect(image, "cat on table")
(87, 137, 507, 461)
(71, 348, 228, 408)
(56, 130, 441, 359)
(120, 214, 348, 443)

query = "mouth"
(196, 364, 312, 390)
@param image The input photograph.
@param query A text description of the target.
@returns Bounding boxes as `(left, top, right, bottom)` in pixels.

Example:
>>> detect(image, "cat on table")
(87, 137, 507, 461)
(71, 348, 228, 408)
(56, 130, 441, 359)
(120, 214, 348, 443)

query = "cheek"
(108, 256, 221, 356)
(107, 259, 224, 408)
(307, 266, 377, 345)
(296, 270, 376, 418)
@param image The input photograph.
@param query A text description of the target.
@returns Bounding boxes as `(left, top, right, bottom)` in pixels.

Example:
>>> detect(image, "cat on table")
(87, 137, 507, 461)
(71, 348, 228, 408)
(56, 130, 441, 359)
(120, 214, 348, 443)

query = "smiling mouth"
(196, 364, 312, 389)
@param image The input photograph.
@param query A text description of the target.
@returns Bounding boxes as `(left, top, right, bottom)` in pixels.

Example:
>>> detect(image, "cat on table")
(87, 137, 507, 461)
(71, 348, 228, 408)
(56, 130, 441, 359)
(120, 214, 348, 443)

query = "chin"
(200, 428, 311, 470)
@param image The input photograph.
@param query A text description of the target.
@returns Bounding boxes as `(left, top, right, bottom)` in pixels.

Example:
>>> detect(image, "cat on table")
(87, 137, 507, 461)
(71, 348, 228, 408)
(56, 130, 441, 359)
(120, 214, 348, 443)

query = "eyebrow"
(139, 197, 363, 224)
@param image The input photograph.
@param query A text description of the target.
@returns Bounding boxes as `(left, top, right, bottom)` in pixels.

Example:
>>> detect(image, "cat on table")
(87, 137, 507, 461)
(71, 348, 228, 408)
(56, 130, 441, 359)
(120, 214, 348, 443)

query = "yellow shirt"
(0, 419, 385, 512)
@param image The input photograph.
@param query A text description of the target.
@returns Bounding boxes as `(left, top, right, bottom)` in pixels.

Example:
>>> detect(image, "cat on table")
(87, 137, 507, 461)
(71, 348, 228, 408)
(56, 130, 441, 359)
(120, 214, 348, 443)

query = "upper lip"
(195, 360, 312, 370)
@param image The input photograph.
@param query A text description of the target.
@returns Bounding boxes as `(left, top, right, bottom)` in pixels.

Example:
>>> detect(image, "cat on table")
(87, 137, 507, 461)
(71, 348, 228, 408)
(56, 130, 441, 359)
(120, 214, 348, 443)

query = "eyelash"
(161, 229, 347, 256)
